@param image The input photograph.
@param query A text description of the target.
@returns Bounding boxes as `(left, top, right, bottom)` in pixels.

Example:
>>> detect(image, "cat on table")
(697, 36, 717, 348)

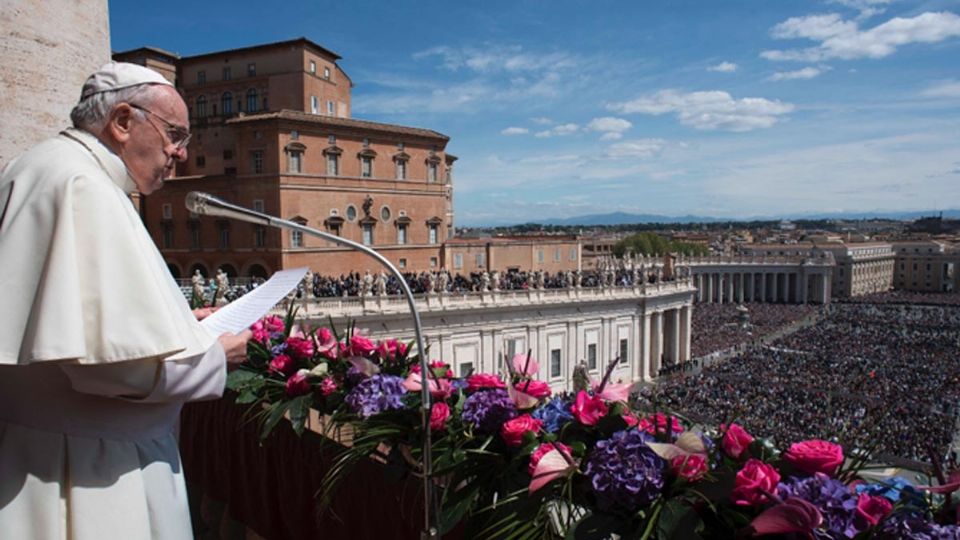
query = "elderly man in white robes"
(0, 62, 252, 539)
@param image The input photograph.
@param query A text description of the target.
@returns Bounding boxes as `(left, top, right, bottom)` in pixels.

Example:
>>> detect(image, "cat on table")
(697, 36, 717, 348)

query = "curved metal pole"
(185, 192, 439, 539)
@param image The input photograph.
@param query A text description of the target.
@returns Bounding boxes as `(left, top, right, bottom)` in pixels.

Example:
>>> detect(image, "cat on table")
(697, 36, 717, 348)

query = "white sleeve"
(59, 343, 227, 403)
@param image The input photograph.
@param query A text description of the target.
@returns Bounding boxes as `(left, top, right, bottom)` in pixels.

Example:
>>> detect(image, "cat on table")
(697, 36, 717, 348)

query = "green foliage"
(612, 232, 709, 258)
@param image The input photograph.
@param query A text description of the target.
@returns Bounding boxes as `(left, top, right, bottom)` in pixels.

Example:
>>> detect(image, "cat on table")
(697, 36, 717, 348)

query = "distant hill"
(514, 209, 960, 227)
(539, 212, 724, 226)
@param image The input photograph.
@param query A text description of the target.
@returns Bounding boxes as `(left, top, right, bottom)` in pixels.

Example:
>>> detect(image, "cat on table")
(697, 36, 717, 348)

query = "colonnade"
(639, 305, 692, 379)
(692, 269, 831, 304)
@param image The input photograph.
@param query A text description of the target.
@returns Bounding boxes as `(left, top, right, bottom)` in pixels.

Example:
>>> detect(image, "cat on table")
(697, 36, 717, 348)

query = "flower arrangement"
(227, 311, 960, 539)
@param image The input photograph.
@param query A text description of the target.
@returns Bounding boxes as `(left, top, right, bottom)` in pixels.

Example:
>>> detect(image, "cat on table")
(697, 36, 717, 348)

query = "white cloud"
(600, 132, 623, 141)
(707, 61, 738, 72)
(501, 127, 529, 135)
(828, 0, 892, 19)
(605, 139, 666, 159)
(920, 79, 960, 98)
(534, 123, 579, 138)
(762, 11, 960, 62)
(412, 44, 578, 74)
(531, 117, 553, 125)
(608, 90, 794, 132)
(586, 116, 633, 135)
(769, 66, 829, 81)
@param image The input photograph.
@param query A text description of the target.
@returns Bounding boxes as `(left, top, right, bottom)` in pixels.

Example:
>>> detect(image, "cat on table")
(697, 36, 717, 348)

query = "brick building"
(115, 38, 455, 278)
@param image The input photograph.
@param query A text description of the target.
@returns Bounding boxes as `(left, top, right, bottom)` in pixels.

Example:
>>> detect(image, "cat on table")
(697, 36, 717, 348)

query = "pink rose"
(500, 414, 543, 447)
(348, 335, 377, 357)
(466, 373, 506, 392)
(671, 454, 708, 482)
(264, 315, 285, 333)
(315, 329, 339, 360)
(638, 413, 684, 436)
(783, 440, 844, 477)
(285, 336, 315, 359)
(268, 354, 297, 376)
(722, 423, 755, 460)
(731, 459, 781, 506)
(402, 371, 453, 400)
(430, 402, 451, 431)
(252, 327, 271, 344)
(855, 493, 892, 527)
(528, 442, 572, 475)
(285, 369, 311, 397)
(515, 380, 551, 399)
(570, 391, 608, 426)
(622, 412, 640, 427)
(318, 377, 338, 396)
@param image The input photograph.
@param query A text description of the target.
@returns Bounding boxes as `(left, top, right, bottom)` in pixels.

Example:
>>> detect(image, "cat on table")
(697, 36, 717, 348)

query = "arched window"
(196, 95, 207, 118)
(246, 89, 258, 113)
(221, 92, 233, 115)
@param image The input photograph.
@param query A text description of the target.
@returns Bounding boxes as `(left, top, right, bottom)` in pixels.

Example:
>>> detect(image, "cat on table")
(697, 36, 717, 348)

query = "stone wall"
(0, 0, 109, 166)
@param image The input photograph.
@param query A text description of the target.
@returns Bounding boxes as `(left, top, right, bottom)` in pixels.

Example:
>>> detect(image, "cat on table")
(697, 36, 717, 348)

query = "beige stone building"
(893, 241, 956, 292)
(442, 236, 582, 274)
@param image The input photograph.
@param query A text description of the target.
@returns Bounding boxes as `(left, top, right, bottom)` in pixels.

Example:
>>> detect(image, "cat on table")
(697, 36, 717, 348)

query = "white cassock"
(0, 128, 226, 539)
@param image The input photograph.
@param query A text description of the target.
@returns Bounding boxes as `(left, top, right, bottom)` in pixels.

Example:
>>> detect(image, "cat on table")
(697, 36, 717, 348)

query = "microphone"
(185, 191, 272, 226)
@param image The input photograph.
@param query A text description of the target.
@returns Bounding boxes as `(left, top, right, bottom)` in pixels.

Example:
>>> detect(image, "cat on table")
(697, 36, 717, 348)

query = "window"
(476, 253, 485, 267)
(430, 257, 438, 268)
(218, 225, 230, 248)
(254, 226, 265, 247)
(287, 150, 302, 173)
(162, 225, 173, 249)
(290, 130, 299, 140)
(252, 151, 263, 174)
(323, 66, 330, 79)
(458, 362, 474, 377)
(397, 224, 407, 245)
(246, 89, 258, 112)
(326, 153, 339, 175)
(291, 229, 303, 248)
(222, 67, 231, 81)
(197, 70, 206, 84)
(427, 162, 438, 183)
(587, 343, 597, 371)
(570, 247, 577, 261)
(554, 248, 561, 262)
(619, 339, 629, 365)
(537, 250, 544, 263)
(190, 225, 200, 249)
(346, 205, 357, 221)
(361, 156, 373, 178)
(326, 100, 335, 116)
(362, 224, 373, 246)
(221, 92, 233, 115)
(196, 155, 205, 168)
(453, 254, 463, 269)
(162, 203, 172, 219)
(398, 258, 407, 269)
(428, 224, 438, 244)
(311, 95, 319, 114)
(380, 207, 391, 221)
(247, 63, 256, 76)
(328, 135, 336, 144)
(253, 199, 264, 213)
(195, 95, 207, 117)
(550, 349, 562, 378)
(309, 60, 316, 74)
(396, 159, 407, 180)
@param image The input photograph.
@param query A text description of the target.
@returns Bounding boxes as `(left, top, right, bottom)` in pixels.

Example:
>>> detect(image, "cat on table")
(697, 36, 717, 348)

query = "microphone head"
(185, 191, 213, 215)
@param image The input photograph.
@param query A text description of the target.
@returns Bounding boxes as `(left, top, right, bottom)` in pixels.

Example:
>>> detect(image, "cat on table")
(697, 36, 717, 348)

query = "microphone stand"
(185, 192, 440, 540)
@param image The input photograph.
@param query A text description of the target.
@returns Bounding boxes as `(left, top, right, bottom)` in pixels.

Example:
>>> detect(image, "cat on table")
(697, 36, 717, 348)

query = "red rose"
(318, 377, 338, 396)
(783, 440, 844, 477)
(500, 414, 543, 447)
(268, 354, 297, 376)
(638, 413, 684, 436)
(855, 493, 892, 527)
(671, 454, 708, 482)
(285, 369, 311, 397)
(430, 402, 451, 431)
(349, 335, 377, 356)
(528, 442, 572, 475)
(263, 315, 285, 333)
(515, 380, 552, 399)
(466, 373, 506, 392)
(731, 459, 781, 506)
(570, 391, 608, 426)
(722, 423, 754, 460)
(285, 336, 315, 359)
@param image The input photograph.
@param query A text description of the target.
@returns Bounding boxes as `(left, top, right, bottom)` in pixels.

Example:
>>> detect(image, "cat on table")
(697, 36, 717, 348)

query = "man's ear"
(107, 103, 135, 144)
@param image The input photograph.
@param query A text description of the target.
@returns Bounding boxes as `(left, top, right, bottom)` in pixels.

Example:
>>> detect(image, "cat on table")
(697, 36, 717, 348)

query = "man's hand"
(192, 306, 218, 321)
(218, 330, 253, 366)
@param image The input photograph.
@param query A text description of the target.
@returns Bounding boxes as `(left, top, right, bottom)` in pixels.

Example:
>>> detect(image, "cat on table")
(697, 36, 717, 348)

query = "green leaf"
(260, 400, 291, 440)
(235, 390, 260, 404)
(226, 368, 258, 390)
(566, 512, 623, 540)
(656, 499, 702, 540)
(288, 394, 312, 436)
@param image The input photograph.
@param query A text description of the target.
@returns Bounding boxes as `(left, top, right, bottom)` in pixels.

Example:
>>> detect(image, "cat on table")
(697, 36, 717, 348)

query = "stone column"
(669, 309, 680, 365)
(1, 0, 111, 166)
(705, 273, 713, 303)
(738, 273, 745, 303)
(640, 312, 652, 380)
(651, 312, 663, 376)
(771, 273, 779, 303)
(680, 305, 692, 364)
(781, 272, 790, 303)
(725, 273, 734, 304)
(800, 274, 808, 304)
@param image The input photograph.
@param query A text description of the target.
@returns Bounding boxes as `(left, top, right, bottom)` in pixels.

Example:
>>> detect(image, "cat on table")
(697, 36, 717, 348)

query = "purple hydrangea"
(532, 397, 574, 433)
(584, 429, 665, 515)
(270, 342, 288, 356)
(345, 374, 406, 418)
(876, 512, 960, 539)
(779, 474, 859, 539)
(461, 388, 517, 433)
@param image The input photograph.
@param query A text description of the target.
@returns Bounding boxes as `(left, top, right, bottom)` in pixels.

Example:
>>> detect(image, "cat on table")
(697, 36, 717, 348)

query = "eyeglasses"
(128, 103, 192, 149)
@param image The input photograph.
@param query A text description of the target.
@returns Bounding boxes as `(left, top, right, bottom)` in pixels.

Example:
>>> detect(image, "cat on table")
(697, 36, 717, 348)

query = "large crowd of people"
(648, 303, 960, 465)
(836, 290, 960, 307)
(690, 303, 820, 358)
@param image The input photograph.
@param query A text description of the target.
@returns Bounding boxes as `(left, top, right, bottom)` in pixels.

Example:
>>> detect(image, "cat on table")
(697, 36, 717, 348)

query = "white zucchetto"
(80, 61, 174, 100)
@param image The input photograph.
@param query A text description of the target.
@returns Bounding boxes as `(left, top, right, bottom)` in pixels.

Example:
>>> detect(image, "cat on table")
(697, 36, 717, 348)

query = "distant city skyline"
(110, 0, 960, 226)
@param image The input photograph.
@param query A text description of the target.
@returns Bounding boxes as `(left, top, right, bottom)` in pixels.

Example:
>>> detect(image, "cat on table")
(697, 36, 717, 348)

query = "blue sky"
(110, 0, 960, 225)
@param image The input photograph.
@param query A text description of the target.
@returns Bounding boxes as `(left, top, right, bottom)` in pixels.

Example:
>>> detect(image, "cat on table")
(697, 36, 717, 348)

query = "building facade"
(893, 241, 956, 292)
(442, 236, 582, 274)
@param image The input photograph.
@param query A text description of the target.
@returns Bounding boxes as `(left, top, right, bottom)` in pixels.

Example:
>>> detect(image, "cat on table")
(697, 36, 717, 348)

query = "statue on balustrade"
(361, 270, 373, 297)
(574, 269, 583, 288)
(374, 271, 387, 296)
(490, 270, 500, 291)
(480, 271, 491, 292)
(438, 270, 449, 294)
(427, 271, 438, 294)
(215, 269, 229, 306)
(191, 269, 205, 302)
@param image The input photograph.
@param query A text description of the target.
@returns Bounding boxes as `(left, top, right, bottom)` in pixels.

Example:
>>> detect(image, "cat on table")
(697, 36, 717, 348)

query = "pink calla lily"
(591, 379, 631, 403)
(402, 371, 452, 399)
(347, 356, 381, 377)
(511, 353, 539, 377)
(646, 431, 708, 461)
(529, 449, 577, 494)
(507, 383, 541, 409)
(918, 470, 960, 494)
(749, 497, 823, 536)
